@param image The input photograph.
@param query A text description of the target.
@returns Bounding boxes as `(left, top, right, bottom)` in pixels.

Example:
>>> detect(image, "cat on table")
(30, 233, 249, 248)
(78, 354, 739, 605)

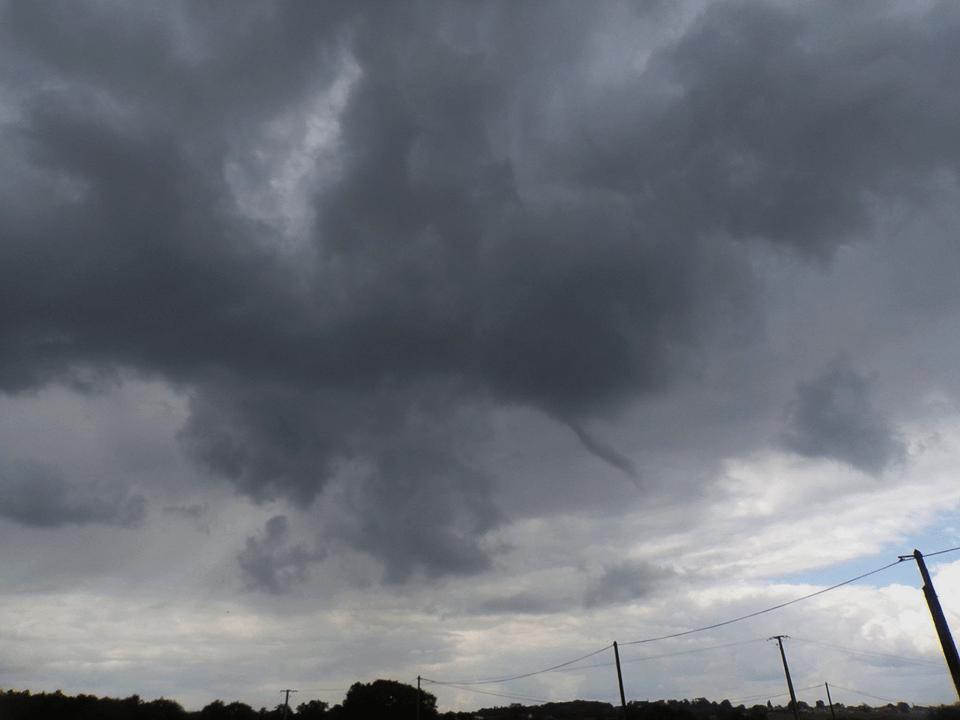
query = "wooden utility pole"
(770, 636, 800, 720)
(280, 689, 297, 720)
(906, 549, 960, 700)
(417, 675, 421, 720)
(825, 682, 836, 720)
(613, 641, 628, 720)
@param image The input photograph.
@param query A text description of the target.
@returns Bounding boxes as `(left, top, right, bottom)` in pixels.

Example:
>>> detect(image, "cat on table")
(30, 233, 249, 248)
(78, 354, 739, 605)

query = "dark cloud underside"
(238, 514, 322, 594)
(476, 593, 563, 616)
(782, 357, 905, 475)
(0, 459, 145, 528)
(583, 560, 675, 608)
(1, 0, 959, 581)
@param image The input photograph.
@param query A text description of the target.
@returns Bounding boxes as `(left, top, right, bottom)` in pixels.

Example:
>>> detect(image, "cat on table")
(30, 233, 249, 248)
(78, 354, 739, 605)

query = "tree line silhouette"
(0, 679, 433, 720)
(3, 681, 959, 720)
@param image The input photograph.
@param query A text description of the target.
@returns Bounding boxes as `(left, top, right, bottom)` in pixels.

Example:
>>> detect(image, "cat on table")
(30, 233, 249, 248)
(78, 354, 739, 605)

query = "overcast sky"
(3, 0, 960, 712)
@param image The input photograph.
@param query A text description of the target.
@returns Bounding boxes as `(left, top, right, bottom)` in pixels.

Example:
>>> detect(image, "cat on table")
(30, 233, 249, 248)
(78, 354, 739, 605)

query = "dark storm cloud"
(566, 0, 960, 257)
(476, 592, 563, 616)
(330, 447, 499, 584)
(0, 459, 146, 528)
(162, 503, 208, 520)
(318, 394, 501, 583)
(237, 514, 323, 594)
(182, 378, 501, 582)
(781, 357, 906, 474)
(583, 560, 675, 608)
(1, 1, 959, 581)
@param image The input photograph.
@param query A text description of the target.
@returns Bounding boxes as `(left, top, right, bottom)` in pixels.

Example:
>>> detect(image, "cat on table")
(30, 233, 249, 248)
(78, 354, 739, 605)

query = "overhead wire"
(424, 680, 565, 705)
(549, 638, 771, 673)
(422, 644, 612, 686)
(728, 690, 791, 705)
(620, 638, 770, 665)
(923, 545, 960, 558)
(728, 684, 832, 707)
(423, 547, 960, 696)
(620, 559, 905, 646)
(827, 684, 911, 705)
(789, 636, 943, 668)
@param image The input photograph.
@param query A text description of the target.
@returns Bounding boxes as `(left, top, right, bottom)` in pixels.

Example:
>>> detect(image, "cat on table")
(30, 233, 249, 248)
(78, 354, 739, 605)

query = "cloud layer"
(0, 459, 145, 528)
(1, 5, 960, 691)
(782, 357, 906, 474)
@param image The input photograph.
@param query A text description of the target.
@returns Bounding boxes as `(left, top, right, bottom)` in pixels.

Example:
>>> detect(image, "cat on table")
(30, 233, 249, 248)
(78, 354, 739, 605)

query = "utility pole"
(770, 636, 800, 720)
(613, 641, 628, 720)
(417, 675, 421, 720)
(280, 689, 297, 720)
(824, 682, 836, 720)
(902, 549, 960, 700)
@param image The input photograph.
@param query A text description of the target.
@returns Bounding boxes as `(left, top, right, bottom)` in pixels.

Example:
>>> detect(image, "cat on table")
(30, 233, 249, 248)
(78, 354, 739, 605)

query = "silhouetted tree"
(196, 699, 261, 720)
(296, 699, 329, 718)
(142, 697, 189, 720)
(225, 700, 259, 719)
(200, 699, 230, 720)
(629, 701, 697, 720)
(339, 679, 437, 720)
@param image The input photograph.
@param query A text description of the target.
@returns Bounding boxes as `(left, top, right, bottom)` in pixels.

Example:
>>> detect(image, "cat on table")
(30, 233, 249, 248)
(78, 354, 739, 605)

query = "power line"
(424, 680, 571, 705)
(728, 690, 791, 705)
(423, 644, 612, 686)
(620, 559, 905, 646)
(619, 638, 770, 665)
(297, 688, 351, 693)
(789, 636, 942, 668)
(827, 684, 910, 705)
(423, 547, 960, 693)
(549, 638, 771, 674)
(727, 684, 826, 706)
(923, 545, 960, 558)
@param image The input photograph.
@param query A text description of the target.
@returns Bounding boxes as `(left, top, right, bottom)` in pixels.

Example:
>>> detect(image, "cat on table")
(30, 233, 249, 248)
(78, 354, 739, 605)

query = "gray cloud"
(324, 416, 502, 584)
(0, 459, 146, 528)
(566, 0, 960, 256)
(162, 503, 210, 533)
(583, 560, 675, 608)
(237, 514, 323, 594)
(162, 503, 208, 520)
(1, 1, 959, 581)
(476, 592, 563, 616)
(781, 357, 906, 474)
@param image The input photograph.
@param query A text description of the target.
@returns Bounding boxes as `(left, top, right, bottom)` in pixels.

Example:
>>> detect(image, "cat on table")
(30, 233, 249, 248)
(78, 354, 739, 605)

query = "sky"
(3, 0, 960, 713)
